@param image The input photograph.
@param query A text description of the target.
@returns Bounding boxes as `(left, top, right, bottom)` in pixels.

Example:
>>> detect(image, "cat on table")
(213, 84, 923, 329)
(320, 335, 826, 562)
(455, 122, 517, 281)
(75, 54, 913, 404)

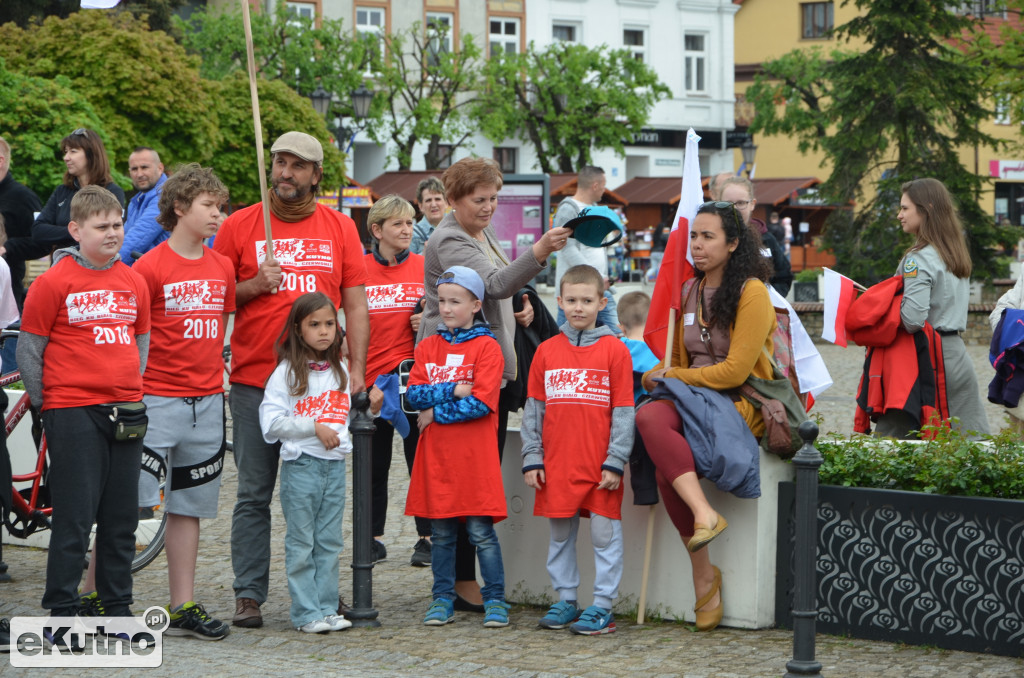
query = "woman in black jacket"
(31, 128, 125, 252)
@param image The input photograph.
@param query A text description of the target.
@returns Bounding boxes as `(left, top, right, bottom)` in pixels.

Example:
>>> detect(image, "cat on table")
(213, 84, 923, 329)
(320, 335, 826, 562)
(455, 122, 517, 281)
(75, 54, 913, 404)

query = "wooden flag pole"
(636, 304, 677, 624)
(241, 0, 275, 256)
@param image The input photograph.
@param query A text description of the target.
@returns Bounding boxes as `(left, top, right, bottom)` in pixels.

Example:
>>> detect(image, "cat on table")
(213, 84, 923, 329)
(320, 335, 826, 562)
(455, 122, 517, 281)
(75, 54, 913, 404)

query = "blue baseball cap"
(565, 205, 625, 247)
(437, 265, 485, 302)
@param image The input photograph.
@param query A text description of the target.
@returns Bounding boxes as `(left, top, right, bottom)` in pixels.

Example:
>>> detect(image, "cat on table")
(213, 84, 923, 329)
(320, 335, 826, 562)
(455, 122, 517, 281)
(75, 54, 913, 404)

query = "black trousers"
(371, 412, 430, 538)
(42, 405, 142, 615)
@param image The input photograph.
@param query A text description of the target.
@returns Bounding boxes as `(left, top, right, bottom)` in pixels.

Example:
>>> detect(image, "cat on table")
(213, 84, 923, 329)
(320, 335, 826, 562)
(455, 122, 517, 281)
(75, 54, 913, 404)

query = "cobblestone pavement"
(2, 284, 1021, 677)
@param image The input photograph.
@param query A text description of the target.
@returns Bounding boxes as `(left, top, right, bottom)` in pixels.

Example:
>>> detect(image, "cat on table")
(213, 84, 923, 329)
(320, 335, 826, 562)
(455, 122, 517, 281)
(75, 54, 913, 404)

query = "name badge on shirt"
(445, 354, 464, 367)
(683, 313, 695, 326)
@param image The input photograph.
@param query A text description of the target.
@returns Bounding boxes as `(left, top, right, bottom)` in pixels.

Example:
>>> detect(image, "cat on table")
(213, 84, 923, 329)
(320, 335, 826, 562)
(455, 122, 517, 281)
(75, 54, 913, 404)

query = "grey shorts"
(138, 393, 226, 519)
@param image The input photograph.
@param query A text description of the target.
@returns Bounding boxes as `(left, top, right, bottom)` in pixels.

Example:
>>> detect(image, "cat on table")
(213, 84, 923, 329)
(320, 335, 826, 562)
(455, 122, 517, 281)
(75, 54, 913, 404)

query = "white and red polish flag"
(821, 267, 856, 347)
(643, 128, 703, 360)
(81, 0, 120, 8)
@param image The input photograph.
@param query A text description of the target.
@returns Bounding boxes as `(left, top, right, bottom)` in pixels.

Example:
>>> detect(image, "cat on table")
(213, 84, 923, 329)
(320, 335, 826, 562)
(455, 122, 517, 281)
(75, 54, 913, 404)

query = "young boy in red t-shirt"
(131, 163, 235, 639)
(521, 264, 634, 635)
(18, 185, 151, 617)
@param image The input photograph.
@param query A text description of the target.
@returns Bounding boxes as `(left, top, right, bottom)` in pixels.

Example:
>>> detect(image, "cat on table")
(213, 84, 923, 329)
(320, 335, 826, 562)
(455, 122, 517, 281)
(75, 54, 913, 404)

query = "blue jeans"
(279, 453, 346, 627)
(556, 289, 623, 336)
(431, 516, 505, 603)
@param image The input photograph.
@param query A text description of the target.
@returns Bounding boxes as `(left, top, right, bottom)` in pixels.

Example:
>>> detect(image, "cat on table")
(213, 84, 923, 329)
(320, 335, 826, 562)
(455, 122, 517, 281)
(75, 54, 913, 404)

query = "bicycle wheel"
(84, 447, 168, 573)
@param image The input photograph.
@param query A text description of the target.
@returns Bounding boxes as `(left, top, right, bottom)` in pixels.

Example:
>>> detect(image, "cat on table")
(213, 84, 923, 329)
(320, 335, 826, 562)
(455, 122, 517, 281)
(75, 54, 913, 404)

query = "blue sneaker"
(569, 605, 616, 635)
(482, 600, 510, 628)
(538, 600, 580, 629)
(423, 598, 454, 626)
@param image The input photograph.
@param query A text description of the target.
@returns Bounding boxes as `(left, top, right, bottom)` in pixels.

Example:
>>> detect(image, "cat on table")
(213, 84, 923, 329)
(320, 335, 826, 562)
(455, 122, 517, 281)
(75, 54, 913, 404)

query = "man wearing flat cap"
(213, 131, 369, 628)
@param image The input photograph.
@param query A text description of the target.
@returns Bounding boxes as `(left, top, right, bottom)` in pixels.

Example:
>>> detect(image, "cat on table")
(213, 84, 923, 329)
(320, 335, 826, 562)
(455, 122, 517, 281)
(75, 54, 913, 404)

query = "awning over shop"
(365, 170, 441, 204)
(551, 173, 630, 205)
(752, 177, 821, 206)
(612, 176, 711, 206)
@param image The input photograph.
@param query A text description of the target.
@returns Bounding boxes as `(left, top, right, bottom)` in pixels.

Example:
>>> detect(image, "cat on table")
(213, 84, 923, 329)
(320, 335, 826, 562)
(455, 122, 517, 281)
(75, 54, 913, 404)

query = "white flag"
(81, 0, 121, 8)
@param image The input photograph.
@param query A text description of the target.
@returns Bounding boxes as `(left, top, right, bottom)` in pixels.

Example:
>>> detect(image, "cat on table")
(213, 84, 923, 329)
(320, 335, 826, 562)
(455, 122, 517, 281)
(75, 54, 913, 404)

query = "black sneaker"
(166, 602, 229, 641)
(0, 618, 10, 653)
(410, 538, 431, 567)
(372, 540, 387, 563)
(80, 591, 105, 616)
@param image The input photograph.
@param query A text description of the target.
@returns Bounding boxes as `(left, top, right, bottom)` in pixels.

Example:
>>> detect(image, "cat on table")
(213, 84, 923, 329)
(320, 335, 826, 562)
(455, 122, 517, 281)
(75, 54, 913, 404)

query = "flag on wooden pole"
(643, 128, 702, 360)
(821, 267, 857, 347)
(81, 0, 120, 7)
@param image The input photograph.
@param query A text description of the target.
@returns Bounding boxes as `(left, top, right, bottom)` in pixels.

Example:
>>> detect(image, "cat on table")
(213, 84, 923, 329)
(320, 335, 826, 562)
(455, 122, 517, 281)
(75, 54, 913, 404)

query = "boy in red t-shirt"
(131, 163, 235, 639)
(404, 266, 510, 628)
(17, 185, 152, 617)
(521, 264, 634, 635)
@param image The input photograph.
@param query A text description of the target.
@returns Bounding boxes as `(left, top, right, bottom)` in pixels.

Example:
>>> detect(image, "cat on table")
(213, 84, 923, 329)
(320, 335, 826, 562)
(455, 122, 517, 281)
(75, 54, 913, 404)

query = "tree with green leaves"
(0, 58, 113, 196)
(0, 11, 216, 172)
(0, 0, 187, 35)
(203, 74, 346, 205)
(176, 2, 368, 122)
(474, 42, 671, 174)
(971, 0, 1024, 136)
(745, 0, 1013, 281)
(362, 22, 484, 170)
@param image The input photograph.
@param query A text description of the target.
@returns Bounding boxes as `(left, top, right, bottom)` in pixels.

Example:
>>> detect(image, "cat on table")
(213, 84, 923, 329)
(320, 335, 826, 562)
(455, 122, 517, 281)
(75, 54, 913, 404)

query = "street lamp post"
(741, 138, 758, 179)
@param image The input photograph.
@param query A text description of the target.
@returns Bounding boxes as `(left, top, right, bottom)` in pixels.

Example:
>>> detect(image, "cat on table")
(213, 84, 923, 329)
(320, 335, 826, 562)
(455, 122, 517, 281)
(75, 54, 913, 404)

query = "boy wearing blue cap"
(404, 266, 510, 628)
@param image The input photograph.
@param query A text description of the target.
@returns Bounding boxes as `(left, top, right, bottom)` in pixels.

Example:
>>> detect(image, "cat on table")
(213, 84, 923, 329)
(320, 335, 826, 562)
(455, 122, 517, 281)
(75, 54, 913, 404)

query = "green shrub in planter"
(816, 426, 1024, 499)
(793, 267, 821, 283)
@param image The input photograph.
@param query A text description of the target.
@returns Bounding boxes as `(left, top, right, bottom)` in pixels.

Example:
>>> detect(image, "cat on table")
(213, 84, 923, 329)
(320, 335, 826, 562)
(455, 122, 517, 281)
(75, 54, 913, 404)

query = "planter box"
(775, 482, 1024, 657)
(498, 429, 794, 628)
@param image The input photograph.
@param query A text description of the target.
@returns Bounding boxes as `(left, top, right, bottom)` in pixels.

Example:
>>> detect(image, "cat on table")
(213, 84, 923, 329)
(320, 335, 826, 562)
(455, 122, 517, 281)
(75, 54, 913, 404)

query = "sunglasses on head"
(698, 200, 741, 222)
(71, 128, 88, 137)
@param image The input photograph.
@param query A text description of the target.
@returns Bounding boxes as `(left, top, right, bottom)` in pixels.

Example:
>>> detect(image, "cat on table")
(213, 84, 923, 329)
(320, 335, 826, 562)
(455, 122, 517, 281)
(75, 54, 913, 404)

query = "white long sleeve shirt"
(260, 360, 353, 461)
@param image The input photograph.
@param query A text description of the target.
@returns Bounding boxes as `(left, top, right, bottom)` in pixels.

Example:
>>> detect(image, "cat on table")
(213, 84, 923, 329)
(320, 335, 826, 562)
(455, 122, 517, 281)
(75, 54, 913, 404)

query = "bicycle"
(1, 329, 167, 573)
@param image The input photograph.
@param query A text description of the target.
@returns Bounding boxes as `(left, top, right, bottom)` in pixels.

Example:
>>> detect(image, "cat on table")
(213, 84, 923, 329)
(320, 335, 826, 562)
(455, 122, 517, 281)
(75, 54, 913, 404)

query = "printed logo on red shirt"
(65, 290, 139, 325)
(425, 362, 475, 384)
(293, 390, 350, 425)
(367, 282, 425, 312)
(163, 280, 228, 315)
(256, 239, 333, 270)
(544, 368, 611, 405)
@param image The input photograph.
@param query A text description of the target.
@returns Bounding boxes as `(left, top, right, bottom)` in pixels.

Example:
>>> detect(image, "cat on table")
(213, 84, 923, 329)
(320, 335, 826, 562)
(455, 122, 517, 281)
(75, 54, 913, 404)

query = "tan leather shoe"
(232, 597, 263, 628)
(687, 513, 728, 553)
(694, 566, 723, 632)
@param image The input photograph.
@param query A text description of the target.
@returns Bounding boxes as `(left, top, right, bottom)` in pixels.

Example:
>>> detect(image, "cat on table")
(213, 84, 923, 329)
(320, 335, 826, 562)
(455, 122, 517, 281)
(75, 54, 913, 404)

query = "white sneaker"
(297, 618, 332, 633)
(325, 614, 352, 631)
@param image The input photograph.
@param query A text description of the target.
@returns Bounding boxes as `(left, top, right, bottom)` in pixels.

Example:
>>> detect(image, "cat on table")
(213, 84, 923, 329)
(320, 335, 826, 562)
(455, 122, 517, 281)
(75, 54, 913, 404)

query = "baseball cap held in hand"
(565, 205, 624, 247)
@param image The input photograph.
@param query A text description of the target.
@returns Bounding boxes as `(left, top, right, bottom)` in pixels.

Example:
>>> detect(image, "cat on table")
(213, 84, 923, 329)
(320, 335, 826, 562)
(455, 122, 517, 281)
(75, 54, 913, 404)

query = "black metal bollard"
(785, 420, 823, 678)
(346, 391, 380, 627)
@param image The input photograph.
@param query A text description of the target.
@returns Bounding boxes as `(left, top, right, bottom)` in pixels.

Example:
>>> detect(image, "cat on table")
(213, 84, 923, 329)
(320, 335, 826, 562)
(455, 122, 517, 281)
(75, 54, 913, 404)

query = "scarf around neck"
(268, 188, 317, 223)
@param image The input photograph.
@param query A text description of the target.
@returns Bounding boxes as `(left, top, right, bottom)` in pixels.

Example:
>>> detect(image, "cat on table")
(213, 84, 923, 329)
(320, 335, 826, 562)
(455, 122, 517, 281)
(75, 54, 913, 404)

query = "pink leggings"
(635, 399, 700, 539)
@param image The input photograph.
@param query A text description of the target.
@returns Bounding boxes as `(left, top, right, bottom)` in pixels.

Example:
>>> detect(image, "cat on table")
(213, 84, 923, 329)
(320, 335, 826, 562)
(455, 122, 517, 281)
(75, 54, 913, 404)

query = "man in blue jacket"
(120, 146, 168, 265)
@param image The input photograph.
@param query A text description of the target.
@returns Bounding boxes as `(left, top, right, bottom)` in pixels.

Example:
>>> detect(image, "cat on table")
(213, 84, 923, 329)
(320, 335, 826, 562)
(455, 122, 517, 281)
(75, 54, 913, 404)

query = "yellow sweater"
(643, 280, 777, 436)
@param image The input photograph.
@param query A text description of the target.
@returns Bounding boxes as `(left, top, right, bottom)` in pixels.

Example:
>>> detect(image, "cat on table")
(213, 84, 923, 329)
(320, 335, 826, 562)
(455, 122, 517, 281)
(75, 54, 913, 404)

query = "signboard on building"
(341, 187, 372, 208)
(990, 160, 1024, 181)
(316, 191, 339, 209)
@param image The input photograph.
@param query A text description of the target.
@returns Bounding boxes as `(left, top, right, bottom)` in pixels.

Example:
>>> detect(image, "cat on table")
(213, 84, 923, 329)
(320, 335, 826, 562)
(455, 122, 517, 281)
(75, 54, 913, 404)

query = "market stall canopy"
(550, 173, 630, 206)
(752, 177, 821, 206)
(612, 176, 712, 206)
(365, 170, 440, 205)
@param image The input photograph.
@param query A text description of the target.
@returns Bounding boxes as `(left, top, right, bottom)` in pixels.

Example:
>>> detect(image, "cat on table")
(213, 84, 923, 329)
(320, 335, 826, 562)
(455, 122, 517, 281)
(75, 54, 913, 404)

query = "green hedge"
(816, 427, 1024, 500)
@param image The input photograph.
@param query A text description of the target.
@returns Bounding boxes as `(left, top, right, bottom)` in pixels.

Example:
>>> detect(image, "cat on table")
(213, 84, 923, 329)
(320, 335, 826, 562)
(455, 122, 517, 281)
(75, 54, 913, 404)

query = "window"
(995, 96, 1012, 125)
(436, 144, 454, 169)
(552, 22, 579, 43)
(683, 33, 707, 94)
(493, 147, 517, 173)
(623, 27, 646, 62)
(801, 2, 834, 39)
(489, 17, 520, 56)
(356, 6, 386, 71)
(426, 12, 453, 66)
(287, 2, 316, 22)
(954, 1, 1007, 17)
